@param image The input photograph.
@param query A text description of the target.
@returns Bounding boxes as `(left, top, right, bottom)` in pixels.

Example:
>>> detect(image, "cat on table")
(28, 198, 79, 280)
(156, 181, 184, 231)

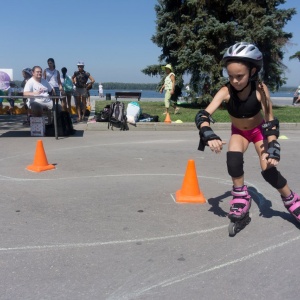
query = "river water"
(89, 89, 295, 99)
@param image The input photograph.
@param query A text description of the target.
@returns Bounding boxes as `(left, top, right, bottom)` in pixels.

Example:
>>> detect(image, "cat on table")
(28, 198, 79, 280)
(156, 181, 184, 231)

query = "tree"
(289, 51, 300, 61)
(142, 0, 296, 96)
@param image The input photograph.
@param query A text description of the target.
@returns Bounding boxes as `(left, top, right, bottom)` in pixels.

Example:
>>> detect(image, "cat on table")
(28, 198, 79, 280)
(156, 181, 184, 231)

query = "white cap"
(77, 61, 85, 66)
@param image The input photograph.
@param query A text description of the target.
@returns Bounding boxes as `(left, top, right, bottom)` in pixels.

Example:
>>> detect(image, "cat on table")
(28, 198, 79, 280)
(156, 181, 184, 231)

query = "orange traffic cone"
(164, 112, 171, 123)
(26, 140, 55, 172)
(176, 160, 206, 203)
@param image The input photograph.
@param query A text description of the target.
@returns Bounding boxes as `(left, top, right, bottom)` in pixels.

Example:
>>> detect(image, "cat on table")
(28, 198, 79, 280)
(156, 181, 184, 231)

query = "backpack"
(108, 101, 128, 131)
(96, 104, 111, 122)
(45, 111, 75, 136)
(63, 76, 73, 92)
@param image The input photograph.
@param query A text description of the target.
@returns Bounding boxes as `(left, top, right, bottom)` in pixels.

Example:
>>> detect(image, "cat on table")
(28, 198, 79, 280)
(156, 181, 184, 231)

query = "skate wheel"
(245, 216, 251, 225)
(228, 222, 236, 237)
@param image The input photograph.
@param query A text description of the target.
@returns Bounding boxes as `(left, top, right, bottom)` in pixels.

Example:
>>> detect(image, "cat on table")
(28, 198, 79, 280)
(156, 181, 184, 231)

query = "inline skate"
(228, 185, 252, 236)
(282, 192, 300, 223)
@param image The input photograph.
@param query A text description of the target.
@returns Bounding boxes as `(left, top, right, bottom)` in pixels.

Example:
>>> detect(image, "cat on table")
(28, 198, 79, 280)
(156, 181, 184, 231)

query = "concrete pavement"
(0, 98, 300, 299)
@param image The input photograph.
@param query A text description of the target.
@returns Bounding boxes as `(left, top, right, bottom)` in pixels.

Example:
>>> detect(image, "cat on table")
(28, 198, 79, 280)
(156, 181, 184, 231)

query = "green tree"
(142, 0, 296, 97)
(289, 51, 300, 61)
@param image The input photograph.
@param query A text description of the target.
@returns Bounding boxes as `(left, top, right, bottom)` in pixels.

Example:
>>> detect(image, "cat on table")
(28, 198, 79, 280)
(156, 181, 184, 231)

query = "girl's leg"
(164, 91, 171, 114)
(254, 140, 291, 197)
(228, 134, 249, 187)
(61, 97, 67, 112)
(254, 140, 300, 221)
(76, 96, 81, 120)
(173, 102, 180, 114)
(227, 134, 252, 220)
(67, 94, 72, 115)
(81, 97, 87, 119)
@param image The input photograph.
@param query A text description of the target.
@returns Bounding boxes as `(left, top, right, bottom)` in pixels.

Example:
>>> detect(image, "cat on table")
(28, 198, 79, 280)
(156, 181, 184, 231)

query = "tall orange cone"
(176, 160, 206, 203)
(26, 140, 55, 172)
(164, 112, 172, 123)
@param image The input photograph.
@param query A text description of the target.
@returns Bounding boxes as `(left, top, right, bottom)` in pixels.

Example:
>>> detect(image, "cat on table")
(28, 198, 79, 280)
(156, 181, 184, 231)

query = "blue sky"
(1, 0, 299, 86)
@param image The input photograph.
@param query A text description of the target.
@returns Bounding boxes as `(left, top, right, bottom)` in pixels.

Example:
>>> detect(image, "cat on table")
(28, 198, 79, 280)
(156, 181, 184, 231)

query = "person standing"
(98, 82, 103, 98)
(43, 58, 63, 98)
(72, 61, 95, 121)
(195, 42, 300, 227)
(60, 67, 73, 114)
(292, 85, 300, 106)
(159, 64, 179, 115)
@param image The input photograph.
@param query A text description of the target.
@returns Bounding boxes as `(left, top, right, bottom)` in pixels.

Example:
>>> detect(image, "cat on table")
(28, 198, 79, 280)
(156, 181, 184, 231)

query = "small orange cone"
(164, 112, 172, 123)
(176, 160, 206, 203)
(26, 140, 55, 172)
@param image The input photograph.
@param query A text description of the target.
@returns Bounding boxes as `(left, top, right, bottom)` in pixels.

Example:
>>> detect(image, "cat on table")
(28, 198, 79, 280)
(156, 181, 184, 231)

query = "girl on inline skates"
(195, 42, 300, 234)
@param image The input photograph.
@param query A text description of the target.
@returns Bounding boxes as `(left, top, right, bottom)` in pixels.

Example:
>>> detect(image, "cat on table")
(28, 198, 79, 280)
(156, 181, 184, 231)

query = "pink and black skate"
(228, 185, 252, 236)
(282, 192, 300, 223)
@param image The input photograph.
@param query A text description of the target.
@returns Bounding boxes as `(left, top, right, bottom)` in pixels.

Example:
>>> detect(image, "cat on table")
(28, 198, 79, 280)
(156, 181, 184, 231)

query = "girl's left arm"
(259, 83, 280, 165)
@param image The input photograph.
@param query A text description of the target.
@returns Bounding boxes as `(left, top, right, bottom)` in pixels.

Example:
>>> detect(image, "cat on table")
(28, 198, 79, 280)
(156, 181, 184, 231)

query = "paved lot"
(0, 114, 300, 300)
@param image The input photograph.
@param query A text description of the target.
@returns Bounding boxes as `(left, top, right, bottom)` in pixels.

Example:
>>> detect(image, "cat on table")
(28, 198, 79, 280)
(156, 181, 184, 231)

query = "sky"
(1, 0, 299, 87)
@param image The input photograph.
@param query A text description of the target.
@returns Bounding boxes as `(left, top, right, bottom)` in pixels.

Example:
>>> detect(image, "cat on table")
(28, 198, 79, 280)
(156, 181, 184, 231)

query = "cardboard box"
(30, 117, 45, 137)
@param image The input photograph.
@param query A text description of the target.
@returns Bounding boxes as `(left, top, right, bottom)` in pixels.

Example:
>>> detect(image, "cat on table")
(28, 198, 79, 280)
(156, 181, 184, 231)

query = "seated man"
(23, 66, 56, 121)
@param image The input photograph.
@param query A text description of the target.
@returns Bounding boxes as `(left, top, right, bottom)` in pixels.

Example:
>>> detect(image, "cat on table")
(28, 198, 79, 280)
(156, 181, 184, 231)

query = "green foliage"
(289, 51, 300, 61)
(143, 0, 296, 94)
(10, 81, 159, 91)
(95, 101, 299, 123)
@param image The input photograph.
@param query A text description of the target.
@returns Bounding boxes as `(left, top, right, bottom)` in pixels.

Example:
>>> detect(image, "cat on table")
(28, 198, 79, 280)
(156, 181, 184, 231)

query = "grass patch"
(95, 101, 299, 123)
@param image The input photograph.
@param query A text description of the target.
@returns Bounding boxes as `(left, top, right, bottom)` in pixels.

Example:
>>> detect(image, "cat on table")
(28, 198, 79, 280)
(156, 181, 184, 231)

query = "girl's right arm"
(205, 86, 228, 117)
(195, 86, 228, 153)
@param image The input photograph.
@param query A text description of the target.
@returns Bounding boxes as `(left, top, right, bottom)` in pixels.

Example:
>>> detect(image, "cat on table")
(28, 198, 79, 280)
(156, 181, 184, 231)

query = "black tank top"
(225, 81, 261, 118)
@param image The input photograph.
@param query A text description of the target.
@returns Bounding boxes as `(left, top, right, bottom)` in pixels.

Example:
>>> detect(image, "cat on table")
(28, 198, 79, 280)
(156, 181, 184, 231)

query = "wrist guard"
(262, 118, 280, 138)
(267, 140, 280, 161)
(195, 110, 215, 130)
(198, 126, 221, 151)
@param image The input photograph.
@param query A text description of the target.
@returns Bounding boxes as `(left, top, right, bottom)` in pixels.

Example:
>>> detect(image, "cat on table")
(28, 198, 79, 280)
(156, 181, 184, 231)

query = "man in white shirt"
(23, 66, 54, 118)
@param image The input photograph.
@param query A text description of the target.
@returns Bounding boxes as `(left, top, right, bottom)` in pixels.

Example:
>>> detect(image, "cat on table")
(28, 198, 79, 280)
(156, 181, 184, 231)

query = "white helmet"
(222, 42, 263, 71)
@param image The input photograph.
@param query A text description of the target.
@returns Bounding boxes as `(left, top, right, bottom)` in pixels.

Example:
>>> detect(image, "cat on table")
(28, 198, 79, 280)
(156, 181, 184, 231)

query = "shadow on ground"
(207, 186, 299, 227)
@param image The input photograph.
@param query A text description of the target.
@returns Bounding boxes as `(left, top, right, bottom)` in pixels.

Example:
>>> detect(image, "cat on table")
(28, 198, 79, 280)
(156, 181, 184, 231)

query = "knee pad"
(227, 151, 244, 178)
(261, 167, 287, 189)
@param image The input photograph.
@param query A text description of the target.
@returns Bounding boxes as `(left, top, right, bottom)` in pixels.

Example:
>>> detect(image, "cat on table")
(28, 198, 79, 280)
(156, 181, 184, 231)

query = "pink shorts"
(231, 122, 265, 143)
